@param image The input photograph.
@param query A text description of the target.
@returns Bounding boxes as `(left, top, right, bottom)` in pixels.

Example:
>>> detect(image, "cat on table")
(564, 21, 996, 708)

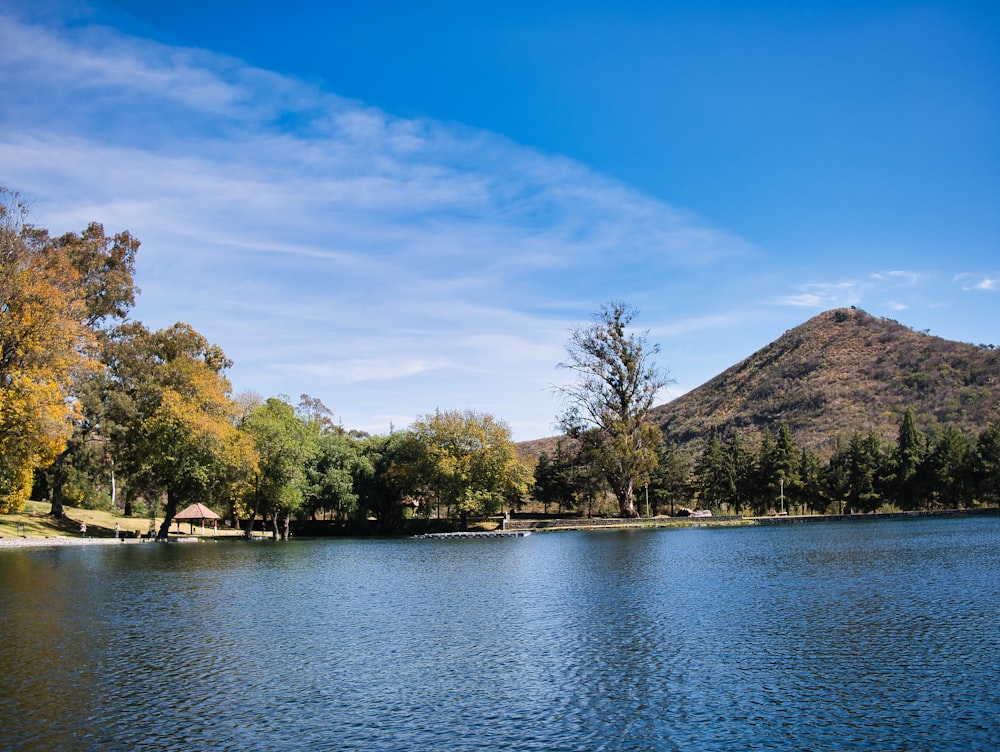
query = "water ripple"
(1, 519, 998, 750)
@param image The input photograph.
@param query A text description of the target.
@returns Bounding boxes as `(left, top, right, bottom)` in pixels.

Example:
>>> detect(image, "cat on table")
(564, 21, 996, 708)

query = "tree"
(409, 409, 532, 527)
(532, 441, 578, 514)
(750, 430, 777, 515)
(45, 222, 140, 518)
(771, 424, 801, 513)
(242, 397, 317, 539)
(556, 302, 671, 517)
(303, 432, 364, 522)
(695, 431, 734, 512)
(727, 432, 755, 516)
(0, 189, 102, 510)
(355, 430, 423, 531)
(922, 427, 975, 509)
(975, 418, 1000, 505)
(799, 447, 826, 514)
(104, 322, 254, 538)
(648, 437, 692, 516)
(890, 407, 926, 510)
(832, 430, 888, 513)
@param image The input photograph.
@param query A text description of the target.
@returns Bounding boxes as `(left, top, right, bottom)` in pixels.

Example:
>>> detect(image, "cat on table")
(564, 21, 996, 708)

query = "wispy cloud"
(777, 282, 863, 309)
(956, 274, 998, 292)
(0, 10, 749, 439)
(777, 271, 934, 312)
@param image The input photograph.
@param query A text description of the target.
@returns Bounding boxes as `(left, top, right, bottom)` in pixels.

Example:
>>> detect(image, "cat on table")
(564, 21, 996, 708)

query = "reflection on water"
(1, 517, 998, 750)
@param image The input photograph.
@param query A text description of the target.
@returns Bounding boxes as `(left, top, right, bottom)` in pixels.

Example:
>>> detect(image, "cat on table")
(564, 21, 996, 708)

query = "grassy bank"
(0, 500, 242, 540)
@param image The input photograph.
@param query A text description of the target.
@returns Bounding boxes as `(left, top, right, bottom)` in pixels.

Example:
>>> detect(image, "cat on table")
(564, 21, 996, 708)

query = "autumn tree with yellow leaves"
(0, 188, 139, 511)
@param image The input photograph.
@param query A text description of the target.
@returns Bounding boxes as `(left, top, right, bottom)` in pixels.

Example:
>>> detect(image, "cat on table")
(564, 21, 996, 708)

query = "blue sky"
(2, 1, 997, 440)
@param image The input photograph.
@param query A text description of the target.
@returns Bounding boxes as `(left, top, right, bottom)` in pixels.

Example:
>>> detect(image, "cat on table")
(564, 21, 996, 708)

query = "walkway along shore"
(502, 506, 1000, 532)
(0, 536, 155, 549)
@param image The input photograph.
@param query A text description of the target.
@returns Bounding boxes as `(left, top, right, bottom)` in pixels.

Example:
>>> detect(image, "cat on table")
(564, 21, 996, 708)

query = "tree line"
(533, 410, 1000, 517)
(1, 189, 531, 536)
(3, 189, 998, 534)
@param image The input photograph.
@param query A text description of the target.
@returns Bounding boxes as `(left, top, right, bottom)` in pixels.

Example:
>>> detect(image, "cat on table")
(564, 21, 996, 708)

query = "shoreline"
(3, 507, 997, 548)
(0, 535, 154, 549)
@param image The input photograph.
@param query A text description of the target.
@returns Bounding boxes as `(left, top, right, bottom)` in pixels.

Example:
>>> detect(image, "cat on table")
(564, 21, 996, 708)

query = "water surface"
(1, 517, 998, 750)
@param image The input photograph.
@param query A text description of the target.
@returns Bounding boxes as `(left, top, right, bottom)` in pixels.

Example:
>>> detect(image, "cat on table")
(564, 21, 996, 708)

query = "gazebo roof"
(175, 502, 221, 520)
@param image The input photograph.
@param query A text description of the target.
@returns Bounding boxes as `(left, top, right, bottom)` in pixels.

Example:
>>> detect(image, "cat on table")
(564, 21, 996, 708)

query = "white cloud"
(0, 10, 751, 439)
(956, 274, 998, 292)
(776, 281, 863, 309)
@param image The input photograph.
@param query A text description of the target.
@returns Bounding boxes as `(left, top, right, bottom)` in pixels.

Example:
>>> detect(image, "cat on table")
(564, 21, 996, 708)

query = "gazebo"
(174, 503, 221, 535)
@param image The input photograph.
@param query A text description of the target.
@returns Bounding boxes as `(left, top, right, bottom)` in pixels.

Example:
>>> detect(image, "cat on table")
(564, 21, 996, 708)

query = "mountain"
(650, 307, 1000, 456)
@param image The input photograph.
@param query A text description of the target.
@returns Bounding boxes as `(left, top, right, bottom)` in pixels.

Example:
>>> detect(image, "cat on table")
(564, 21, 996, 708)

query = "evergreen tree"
(923, 427, 975, 509)
(975, 418, 1000, 505)
(648, 438, 692, 516)
(695, 430, 734, 512)
(727, 432, 755, 516)
(891, 407, 926, 510)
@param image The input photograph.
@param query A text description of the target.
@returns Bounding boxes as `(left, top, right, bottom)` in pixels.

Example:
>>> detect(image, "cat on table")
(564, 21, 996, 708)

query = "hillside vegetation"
(651, 307, 999, 456)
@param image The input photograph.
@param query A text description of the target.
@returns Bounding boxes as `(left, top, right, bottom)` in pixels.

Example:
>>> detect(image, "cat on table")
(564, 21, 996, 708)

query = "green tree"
(833, 431, 887, 513)
(556, 302, 671, 517)
(890, 407, 926, 510)
(532, 441, 579, 514)
(410, 409, 532, 527)
(356, 430, 423, 531)
(304, 432, 364, 522)
(242, 397, 317, 540)
(648, 437, 692, 516)
(695, 430, 734, 512)
(799, 447, 826, 514)
(44, 222, 140, 518)
(750, 430, 777, 515)
(922, 427, 975, 509)
(727, 432, 755, 516)
(975, 418, 1000, 505)
(105, 322, 255, 538)
(771, 424, 801, 514)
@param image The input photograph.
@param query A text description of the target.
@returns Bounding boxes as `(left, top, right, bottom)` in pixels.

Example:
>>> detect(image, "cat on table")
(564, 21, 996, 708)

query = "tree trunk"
(270, 514, 279, 540)
(49, 483, 65, 519)
(158, 489, 179, 539)
(616, 482, 638, 518)
(48, 453, 66, 519)
(281, 511, 291, 541)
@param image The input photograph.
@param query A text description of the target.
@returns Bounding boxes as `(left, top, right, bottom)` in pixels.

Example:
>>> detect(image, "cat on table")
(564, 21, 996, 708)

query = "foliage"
(889, 407, 926, 510)
(531, 438, 610, 518)
(104, 322, 255, 537)
(695, 431, 734, 512)
(408, 409, 532, 524)
(974, 418, 1000, 505)
(557, 302, 671, 517)
(303, 432, 364, 522)
(354, 430, 423, 531)
(0, 188, 109, 510)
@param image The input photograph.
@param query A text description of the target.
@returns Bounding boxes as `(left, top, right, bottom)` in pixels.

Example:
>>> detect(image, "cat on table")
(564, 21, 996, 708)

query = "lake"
(1, 516, 998, 751)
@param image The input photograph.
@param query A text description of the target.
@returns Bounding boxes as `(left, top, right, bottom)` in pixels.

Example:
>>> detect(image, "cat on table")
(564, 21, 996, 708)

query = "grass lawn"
(0, 500, 242, 539)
